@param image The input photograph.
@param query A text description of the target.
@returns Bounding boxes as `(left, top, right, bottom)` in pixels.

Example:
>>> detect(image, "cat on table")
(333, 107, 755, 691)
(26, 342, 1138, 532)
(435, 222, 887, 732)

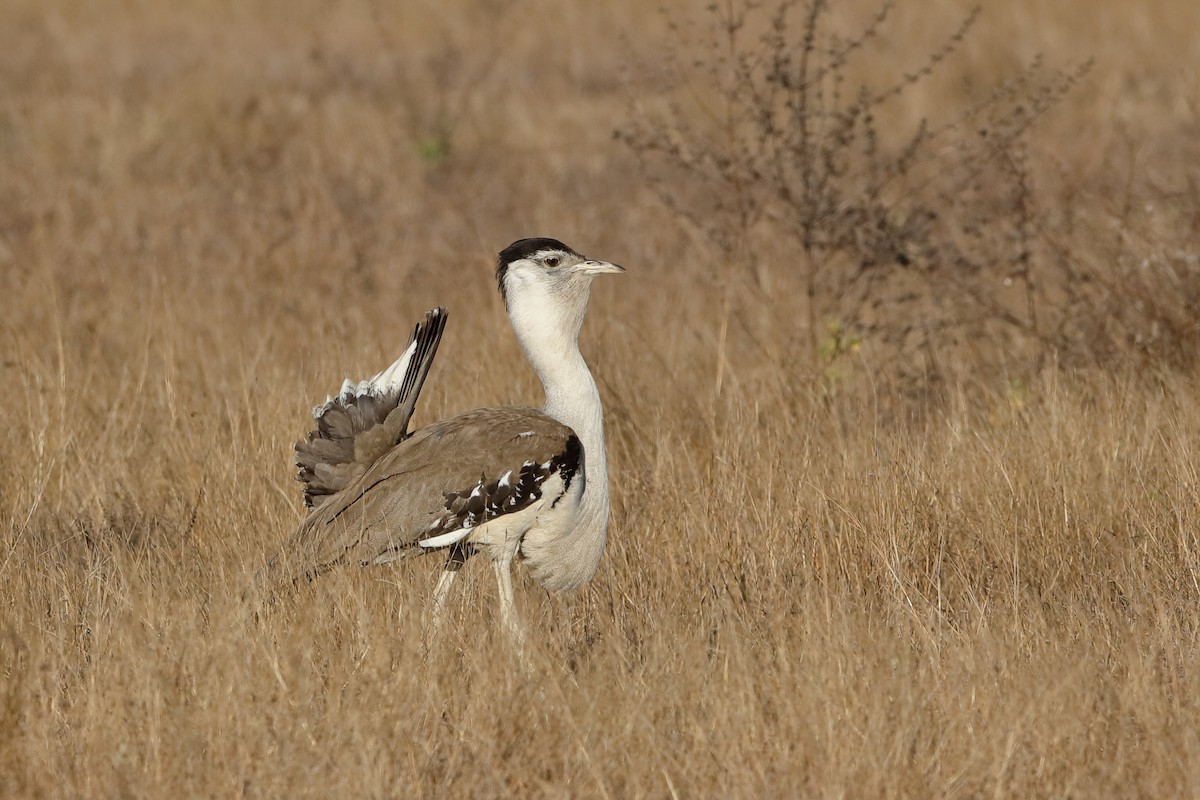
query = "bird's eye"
(544, 256, 561, 268)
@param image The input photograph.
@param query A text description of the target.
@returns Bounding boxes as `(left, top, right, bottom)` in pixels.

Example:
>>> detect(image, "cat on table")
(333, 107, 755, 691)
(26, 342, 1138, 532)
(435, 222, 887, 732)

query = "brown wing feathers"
(295, 307, 448, 510)
(254, 408, 579, 593)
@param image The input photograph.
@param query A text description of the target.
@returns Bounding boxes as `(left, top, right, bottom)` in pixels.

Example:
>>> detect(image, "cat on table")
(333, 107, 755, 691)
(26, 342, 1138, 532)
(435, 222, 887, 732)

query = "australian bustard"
(251, 238, 623, 642)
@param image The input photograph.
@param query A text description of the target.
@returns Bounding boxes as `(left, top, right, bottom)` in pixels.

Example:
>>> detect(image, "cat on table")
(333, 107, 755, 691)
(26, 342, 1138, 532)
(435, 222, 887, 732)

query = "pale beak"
(576, 259, 625, 276)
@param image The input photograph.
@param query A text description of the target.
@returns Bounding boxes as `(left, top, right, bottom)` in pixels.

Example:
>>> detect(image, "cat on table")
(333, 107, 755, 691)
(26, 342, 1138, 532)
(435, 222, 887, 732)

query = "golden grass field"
(2, 0, 1199, 796)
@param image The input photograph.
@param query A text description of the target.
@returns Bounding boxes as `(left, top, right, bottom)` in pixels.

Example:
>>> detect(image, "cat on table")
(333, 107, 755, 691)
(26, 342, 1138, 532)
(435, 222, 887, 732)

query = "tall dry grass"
(2, 0, 1199, 796)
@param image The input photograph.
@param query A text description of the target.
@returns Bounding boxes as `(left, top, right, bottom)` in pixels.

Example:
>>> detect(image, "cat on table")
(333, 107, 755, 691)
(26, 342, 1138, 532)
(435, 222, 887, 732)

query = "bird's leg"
(429, 544, 469, 631)
(430, 570, 457, 625)
(492, 552, 526, 650)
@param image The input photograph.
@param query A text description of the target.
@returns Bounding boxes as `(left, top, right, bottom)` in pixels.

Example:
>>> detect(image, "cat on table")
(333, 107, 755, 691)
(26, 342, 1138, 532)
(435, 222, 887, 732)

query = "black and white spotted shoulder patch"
(423, 435, 583, 541)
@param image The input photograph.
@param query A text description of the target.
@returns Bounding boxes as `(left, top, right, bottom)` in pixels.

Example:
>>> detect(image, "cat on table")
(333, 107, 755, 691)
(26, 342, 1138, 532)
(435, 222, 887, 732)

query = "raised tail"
(295, 307, 448, 510)
(247, 308, 448, 603)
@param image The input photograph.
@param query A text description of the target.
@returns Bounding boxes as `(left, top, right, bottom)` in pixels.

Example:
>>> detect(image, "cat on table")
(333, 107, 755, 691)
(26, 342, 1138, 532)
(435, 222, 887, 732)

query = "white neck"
(505, 280, 610, 590)
(534, 339, 608, 490)
(507, 284, 609, 492)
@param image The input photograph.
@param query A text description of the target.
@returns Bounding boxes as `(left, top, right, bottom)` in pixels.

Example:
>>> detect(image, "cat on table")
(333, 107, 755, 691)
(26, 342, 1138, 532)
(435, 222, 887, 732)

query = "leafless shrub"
(619, 0, 1092, 378)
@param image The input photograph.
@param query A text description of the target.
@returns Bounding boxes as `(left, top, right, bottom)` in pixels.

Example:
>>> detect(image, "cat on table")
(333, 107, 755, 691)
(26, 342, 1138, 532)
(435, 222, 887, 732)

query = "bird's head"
(496, 237, 623, 340)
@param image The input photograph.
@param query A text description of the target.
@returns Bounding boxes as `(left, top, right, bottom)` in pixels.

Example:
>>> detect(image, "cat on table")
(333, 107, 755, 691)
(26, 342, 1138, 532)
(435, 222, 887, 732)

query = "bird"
(250, 238, 624, 643)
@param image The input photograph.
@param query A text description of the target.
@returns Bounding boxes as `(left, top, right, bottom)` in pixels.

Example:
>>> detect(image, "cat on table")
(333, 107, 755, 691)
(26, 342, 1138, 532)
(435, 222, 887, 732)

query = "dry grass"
(2, 0, 1199, 796)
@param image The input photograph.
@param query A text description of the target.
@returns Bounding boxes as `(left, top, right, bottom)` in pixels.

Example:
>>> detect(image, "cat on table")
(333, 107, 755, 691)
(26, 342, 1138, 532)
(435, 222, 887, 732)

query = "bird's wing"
(254, 407, 581, 593)
(295, 307, 448, 510)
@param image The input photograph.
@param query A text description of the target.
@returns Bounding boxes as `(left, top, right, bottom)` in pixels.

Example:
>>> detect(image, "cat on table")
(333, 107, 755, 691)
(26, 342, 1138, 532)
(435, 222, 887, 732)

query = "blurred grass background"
(1, 0, 1198, 796)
